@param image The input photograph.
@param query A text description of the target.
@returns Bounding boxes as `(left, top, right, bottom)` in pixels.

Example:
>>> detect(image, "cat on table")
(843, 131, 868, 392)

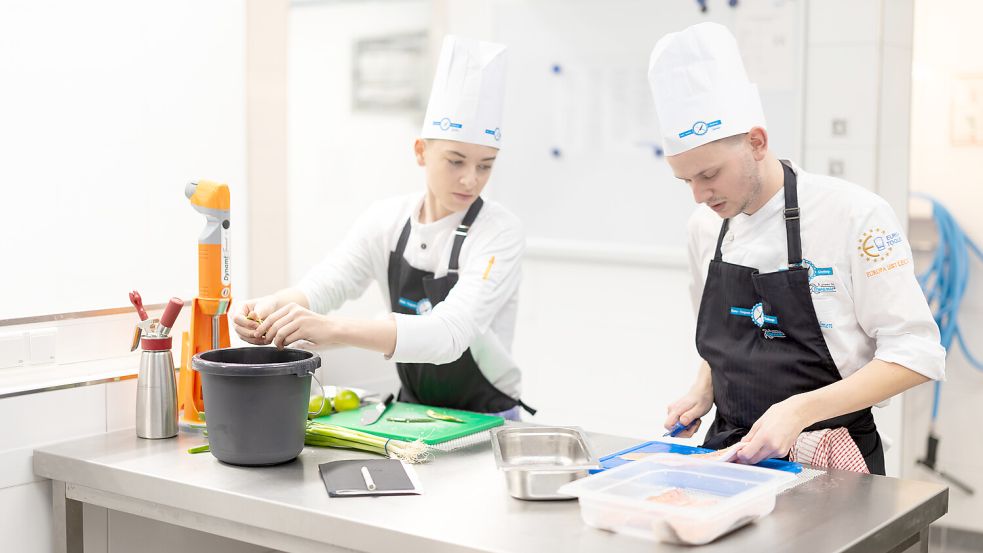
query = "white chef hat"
(648, 22, 766, 156)
(420, 35, 507, 149)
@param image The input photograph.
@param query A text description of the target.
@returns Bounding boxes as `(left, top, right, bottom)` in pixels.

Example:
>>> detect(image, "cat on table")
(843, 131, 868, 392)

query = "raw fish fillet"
(619, 452, 656, 461)
(646, 488, 719, 508)
(689, 444, 742, 462)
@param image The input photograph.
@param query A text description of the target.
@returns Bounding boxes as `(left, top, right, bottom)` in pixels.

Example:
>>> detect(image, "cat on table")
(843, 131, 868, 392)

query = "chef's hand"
(253, 303, 337, 350)
(232, 295, 281, 345)
(664, 387, 713, 438)
(736, 397, 810, 465)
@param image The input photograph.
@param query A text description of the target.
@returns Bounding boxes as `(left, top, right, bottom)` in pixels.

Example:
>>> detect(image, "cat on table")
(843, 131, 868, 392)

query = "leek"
(306, 421, 431, 463)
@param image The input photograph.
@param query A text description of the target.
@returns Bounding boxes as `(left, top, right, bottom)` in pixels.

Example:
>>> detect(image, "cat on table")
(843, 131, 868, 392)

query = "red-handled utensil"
(129, 291, 149, 321)
(158, 297, 185, 338)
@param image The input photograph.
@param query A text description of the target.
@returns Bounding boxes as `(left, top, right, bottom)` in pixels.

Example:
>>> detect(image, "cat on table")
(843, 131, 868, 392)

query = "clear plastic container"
(557, 453, 796, 545)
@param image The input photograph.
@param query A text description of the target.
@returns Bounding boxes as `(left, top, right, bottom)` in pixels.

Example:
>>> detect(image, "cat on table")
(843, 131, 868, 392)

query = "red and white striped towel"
(789, 427, 869, 474)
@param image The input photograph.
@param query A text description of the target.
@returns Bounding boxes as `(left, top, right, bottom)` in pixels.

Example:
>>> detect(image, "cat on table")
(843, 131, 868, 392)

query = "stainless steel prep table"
(34, 427, 947, 553)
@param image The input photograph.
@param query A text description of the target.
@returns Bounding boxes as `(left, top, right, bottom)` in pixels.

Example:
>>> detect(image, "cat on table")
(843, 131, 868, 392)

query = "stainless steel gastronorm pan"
(491, 426, 600, 500)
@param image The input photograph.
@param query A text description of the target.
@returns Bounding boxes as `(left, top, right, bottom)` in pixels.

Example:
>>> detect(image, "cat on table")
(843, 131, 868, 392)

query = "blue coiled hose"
(914, 194, 983, 418)
(913, 193, 981, 494)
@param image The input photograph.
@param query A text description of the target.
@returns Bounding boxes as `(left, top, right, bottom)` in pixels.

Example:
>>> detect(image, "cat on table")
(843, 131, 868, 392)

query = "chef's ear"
(414, 138, 428, 166)
(747, 127, 769, 161)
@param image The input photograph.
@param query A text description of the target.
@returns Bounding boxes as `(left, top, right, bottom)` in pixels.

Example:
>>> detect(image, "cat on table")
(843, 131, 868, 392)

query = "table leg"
(890, 527, 930, 553)
(917, 527, 930, 553)
(51, 480, 84, 553)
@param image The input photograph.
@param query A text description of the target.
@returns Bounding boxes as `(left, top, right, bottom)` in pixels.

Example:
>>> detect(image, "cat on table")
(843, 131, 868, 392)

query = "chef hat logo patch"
(679, 119, 722, 139)
(433, 117, 463, 132)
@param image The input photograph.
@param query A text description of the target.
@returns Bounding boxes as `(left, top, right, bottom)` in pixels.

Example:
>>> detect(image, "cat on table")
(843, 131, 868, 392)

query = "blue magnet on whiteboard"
(552, 64, 562, 74)
(551, 148, 562, 158)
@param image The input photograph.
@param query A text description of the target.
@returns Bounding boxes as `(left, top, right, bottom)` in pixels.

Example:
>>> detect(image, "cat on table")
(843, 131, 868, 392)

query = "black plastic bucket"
(192, 347, 321, 466)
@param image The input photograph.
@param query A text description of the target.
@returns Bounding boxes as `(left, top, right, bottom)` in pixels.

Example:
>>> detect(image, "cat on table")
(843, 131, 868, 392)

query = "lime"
(333, 389, 361, 412)
(308, 395, 332, 418)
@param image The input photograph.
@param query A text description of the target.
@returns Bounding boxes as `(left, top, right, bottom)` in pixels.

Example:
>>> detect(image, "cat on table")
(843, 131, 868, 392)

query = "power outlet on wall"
(28, 328, 57, 365)
(0, 332, 28, 369)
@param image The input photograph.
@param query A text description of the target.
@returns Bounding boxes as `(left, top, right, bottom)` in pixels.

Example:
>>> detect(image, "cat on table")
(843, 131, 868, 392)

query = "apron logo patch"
(730, 302, 778, 328)
(398, 297, 433, 315)
(810, 282, 837, 294)
(801, 258, 834, 281)
(857, 227, 903, 262)
(797, 259, 837, 294)
(762, 329, 787, 339)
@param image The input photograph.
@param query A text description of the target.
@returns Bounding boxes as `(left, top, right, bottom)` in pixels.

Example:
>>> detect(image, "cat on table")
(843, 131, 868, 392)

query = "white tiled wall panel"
(804, 44, 880, 149)
(807, 0, 880, 46)
(106, 378, 138, 433)
(0, 481, 53, 553)
(0, 385, 106, 490)
(802, 146, 878, 190)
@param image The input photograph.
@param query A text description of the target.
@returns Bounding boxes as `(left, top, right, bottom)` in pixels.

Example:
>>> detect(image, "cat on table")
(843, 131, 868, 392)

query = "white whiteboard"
(481, 0, 803, 255)
(0, 1, 248, 319)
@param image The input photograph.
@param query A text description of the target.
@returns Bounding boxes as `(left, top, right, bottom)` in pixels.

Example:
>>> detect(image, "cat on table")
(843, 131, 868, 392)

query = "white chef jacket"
(687, 162, 945, 381)
(297, 193, 524, 398)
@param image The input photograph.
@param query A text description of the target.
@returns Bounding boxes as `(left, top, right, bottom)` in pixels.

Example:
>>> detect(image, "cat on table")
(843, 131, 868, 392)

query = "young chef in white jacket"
(651, 23, 945, 474)
(233, 36, 534, 419)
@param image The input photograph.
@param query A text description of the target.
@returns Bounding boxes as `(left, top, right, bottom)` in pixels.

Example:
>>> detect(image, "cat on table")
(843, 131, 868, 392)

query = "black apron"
(387, 198, 535, 415)
(695, 161, 884, 475)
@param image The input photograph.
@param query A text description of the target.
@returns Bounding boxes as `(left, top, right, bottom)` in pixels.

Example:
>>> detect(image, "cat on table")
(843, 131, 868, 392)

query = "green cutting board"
(313, 402, 504, 445)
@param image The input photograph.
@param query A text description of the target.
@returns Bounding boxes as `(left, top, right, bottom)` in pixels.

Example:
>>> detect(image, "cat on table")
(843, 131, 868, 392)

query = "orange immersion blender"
(178, 180, 232, 424)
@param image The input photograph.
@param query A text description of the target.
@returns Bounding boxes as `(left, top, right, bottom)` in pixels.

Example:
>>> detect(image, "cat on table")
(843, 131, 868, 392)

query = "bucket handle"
(308, 370, 327, 417)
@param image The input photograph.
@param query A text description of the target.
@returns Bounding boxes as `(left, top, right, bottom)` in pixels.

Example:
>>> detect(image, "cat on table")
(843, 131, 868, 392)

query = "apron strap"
(516, 398, 537, 416)
(780, 160, 802, 266)
(389, 218, 414, 306)
(713, 161, 801, 265)
(394, 218, 412, 258)
(713, 218, 731, 262)
(393, 196, 485, 263)
(448, 197, 484, 274)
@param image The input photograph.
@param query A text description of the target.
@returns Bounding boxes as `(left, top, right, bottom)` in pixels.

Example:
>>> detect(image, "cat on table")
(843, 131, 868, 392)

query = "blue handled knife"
(663, 421, 694, 437)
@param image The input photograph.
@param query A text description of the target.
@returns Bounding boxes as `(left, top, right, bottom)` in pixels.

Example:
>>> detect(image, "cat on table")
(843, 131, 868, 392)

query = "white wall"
(287, 0, 429, 292)
(0, 385, 106, 552)
(0, 0, 249, 320)
(905, 0, 983, 532)
(247, 0, 291, 297)
(0, 1, 254, 550)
